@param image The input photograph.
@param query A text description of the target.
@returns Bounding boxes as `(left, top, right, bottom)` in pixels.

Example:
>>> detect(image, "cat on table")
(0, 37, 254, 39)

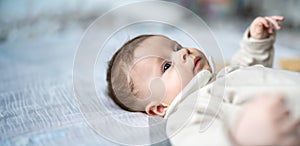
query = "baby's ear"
(145, 102, 168, 117)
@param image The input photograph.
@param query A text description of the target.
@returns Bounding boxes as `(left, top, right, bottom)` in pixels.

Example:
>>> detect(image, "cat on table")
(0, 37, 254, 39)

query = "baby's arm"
(231, 16, 284, 67)
(231, 95, 300, 146)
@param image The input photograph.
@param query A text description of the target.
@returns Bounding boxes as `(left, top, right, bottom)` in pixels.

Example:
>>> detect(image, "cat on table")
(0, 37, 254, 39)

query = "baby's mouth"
(193, 56, 202, 73)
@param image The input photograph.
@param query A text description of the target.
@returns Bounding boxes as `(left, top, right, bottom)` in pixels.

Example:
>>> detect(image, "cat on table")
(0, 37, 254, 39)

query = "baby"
(106, 16, 300, 145)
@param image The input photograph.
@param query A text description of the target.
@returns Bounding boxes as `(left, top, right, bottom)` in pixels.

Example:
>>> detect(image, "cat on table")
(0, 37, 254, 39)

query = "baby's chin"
(201, 60, 212, 74)
(206, 66, 212, 73)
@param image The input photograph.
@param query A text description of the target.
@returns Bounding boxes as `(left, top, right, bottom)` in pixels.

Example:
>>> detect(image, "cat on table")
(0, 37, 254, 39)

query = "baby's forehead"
(145, 35, 173, 42)
(134, 36, 179, 58)
(139, 35, 180, 48)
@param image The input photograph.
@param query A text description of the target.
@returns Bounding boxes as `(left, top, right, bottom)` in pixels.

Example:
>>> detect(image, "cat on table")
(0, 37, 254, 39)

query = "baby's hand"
(249, 16, 284, 39)
(231, 95, 300, 146)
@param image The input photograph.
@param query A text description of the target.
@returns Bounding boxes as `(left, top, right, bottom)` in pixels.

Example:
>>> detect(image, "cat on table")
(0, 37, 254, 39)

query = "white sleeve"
(168, 117, 234, 146)
(230, 28, 275, 68)
(166, 93, 235, 146)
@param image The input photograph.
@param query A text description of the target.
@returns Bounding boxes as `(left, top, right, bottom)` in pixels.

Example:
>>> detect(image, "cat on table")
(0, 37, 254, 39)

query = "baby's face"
(130, 36, 211, 107)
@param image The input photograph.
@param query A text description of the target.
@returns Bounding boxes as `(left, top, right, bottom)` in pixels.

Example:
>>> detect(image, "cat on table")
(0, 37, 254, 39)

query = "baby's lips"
(193, 56, 200, 69)
(193, 56, 201, 66)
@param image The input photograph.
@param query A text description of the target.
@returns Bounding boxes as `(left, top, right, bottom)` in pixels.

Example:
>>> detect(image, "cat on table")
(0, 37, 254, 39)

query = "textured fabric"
(0, 36, 150, 145)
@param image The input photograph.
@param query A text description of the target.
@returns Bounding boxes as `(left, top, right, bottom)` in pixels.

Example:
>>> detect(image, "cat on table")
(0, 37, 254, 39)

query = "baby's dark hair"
(106, 34, 155, 112)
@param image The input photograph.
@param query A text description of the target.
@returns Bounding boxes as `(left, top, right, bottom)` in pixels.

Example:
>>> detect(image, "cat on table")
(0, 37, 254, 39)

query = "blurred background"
(0, 0, 300, 146)
(0, 0, 299, 72)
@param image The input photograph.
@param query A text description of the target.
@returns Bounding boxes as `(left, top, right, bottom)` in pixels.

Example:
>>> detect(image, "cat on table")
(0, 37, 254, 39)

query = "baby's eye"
(163, 62, 172, 72)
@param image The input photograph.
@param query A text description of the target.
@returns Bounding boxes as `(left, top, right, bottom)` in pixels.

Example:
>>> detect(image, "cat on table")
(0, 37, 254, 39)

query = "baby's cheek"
(162, 71, 184, 104)
(148, 77, 166, 101)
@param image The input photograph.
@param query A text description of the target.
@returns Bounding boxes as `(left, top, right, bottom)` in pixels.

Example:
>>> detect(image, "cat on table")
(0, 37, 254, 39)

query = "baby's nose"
(180, 48, 191, 63)
(172, 48, 191, 65)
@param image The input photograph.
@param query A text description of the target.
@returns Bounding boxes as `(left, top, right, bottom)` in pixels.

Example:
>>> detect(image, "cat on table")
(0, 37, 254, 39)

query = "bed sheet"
(0, 34, 164, 145)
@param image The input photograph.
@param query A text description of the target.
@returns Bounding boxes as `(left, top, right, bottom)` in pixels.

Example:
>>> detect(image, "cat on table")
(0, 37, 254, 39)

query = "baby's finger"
(281, 118, 300, 135)
(271, 16, 285, 21)
(275, 108, 290, 121)
(270, 96, 288, 120)
(265, 17, 281, 30)
(268, 27, 273, 34)
(281, 135, 300, 146)
(256, 17, 270, 28)
(269, 95, 285, 108)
